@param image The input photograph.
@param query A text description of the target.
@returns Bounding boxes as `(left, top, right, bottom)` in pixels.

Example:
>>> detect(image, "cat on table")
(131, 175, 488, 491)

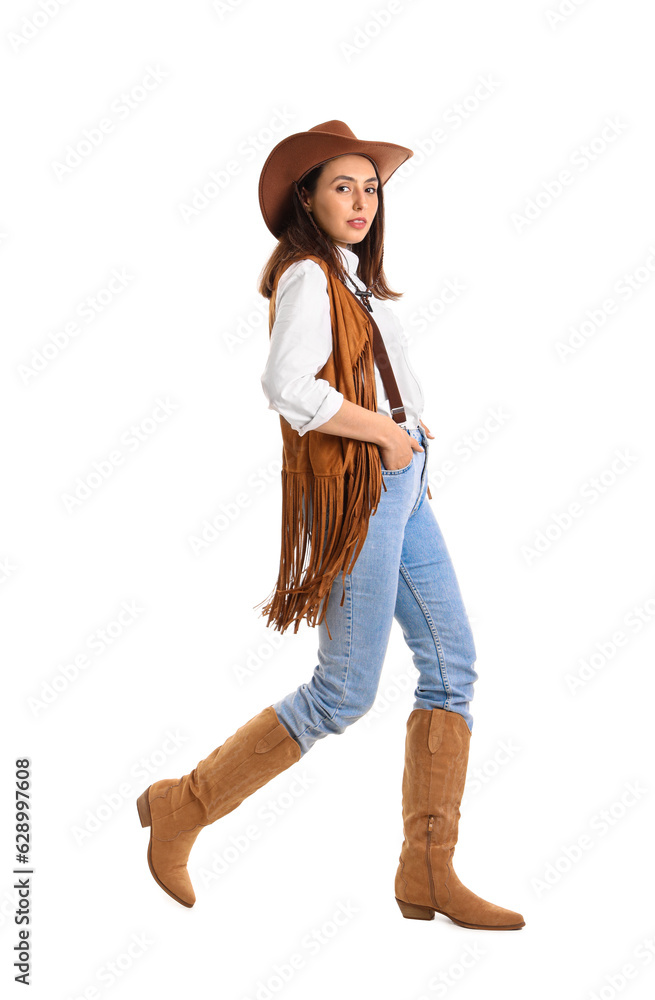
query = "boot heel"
(136, 787, 152, 828)
(395, 897, 435, 921)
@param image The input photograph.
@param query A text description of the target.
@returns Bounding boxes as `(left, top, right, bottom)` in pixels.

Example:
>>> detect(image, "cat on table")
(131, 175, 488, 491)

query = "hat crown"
(308, 120, 358, 140)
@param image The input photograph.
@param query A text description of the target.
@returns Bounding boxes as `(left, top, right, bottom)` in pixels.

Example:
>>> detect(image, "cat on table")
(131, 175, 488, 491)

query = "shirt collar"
(333, 243, 360, 278)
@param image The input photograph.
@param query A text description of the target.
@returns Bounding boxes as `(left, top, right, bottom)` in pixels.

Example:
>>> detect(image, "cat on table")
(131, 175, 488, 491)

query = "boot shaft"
(149, 706, 301, 837)
(401, 708, 471, 848)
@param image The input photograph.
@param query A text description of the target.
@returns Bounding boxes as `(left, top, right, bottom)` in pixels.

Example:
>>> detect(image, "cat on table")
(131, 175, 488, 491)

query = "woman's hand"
(378, 418, 435, 470)
(379, 423, 424, 471)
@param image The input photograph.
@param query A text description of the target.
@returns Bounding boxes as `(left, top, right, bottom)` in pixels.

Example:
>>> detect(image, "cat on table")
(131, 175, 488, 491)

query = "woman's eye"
(336, 185, 378, 194)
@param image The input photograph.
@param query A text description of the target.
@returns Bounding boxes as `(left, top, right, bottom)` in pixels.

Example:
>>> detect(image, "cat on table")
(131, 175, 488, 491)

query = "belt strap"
(342, 282, 407, 424)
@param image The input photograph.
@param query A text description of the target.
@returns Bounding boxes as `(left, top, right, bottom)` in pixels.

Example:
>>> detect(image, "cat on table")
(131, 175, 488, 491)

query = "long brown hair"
(257, 159, 403, 301)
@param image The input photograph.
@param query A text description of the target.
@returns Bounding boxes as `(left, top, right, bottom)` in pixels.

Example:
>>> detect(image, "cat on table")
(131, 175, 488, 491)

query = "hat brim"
(259, 130, 413, 239)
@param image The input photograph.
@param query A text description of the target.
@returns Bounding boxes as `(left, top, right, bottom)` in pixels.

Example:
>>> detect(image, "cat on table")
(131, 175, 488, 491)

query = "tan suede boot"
(394, 708, 525, 929)
(136, 705, 301, 907)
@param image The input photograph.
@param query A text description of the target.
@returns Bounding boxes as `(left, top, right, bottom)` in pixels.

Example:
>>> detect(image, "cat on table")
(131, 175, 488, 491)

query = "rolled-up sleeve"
(260, 259, 344, 436)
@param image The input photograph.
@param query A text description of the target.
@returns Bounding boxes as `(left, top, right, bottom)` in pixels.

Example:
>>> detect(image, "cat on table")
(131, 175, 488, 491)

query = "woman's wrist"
(316, 398, 395, 446)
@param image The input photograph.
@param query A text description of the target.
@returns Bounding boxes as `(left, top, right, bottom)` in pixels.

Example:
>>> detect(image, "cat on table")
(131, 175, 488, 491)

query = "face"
(300, 153, 379, 248)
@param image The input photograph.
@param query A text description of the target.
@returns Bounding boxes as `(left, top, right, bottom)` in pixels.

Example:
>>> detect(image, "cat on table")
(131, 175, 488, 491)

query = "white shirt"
(260, 243, 425, 436)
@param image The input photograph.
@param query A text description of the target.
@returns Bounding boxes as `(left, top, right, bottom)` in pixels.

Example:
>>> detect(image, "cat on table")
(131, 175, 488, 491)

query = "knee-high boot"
(136, 705, 301, 907)
(394, 707, 525, 929)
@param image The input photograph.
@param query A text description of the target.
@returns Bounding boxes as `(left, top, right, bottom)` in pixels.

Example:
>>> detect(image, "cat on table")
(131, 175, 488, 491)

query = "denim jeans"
(273, 425, 478, 757)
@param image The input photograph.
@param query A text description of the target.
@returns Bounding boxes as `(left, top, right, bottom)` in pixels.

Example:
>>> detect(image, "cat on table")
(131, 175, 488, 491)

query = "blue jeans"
(273, 425, 478, 757)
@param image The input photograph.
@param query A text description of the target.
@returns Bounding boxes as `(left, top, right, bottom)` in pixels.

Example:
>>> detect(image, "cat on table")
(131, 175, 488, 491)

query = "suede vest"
(256, 254, 388, 640)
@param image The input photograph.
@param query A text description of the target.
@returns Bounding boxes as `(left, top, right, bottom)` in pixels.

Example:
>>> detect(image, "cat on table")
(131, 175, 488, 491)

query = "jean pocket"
(381, 453, 414, 475)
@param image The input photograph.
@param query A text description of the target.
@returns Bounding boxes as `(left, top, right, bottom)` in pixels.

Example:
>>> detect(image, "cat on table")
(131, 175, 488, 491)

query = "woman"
(136, 121, 524, 931)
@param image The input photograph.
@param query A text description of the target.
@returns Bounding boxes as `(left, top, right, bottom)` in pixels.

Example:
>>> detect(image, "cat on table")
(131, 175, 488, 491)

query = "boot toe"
(148, 840, 196, 907)
(477, 903, 524, 929)
(158, 867, 196, 908)
(449, 892, 525, 929)
(440, 872, 525, 929)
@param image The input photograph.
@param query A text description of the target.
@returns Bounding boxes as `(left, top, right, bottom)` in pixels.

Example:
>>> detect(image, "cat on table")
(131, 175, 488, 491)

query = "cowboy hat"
(258, 119, 414, 238)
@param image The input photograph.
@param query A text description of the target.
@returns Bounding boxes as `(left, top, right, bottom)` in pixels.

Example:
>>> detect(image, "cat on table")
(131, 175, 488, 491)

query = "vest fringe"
(256, 333, 386, 639)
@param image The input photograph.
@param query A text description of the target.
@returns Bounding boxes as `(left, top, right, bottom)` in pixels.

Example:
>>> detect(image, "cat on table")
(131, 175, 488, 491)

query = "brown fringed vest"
(256, 254, 388, 640)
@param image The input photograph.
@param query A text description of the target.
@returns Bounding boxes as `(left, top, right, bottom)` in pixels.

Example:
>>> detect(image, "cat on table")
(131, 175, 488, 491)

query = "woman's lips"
(347, 220, 366, 228)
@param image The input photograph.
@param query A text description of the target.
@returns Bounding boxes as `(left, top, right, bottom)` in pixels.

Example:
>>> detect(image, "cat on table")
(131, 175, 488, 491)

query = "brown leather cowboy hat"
(258, 119, 414, 238)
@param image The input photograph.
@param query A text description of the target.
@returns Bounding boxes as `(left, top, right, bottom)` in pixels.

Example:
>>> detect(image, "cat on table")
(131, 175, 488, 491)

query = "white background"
(2, 1, 654, 998)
